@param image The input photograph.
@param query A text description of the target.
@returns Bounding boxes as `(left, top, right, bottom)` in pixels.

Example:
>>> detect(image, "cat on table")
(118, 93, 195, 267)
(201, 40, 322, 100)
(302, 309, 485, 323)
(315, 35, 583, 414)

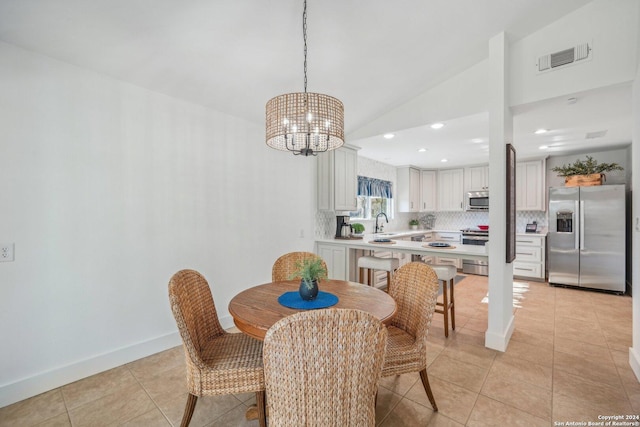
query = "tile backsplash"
(316, 210, 547, 237)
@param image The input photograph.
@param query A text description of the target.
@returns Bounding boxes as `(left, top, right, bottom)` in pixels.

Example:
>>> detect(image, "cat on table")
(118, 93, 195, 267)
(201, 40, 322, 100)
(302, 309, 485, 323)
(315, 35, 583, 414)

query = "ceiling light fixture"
(539, 145, 549, 150)
(418, 148, 427, 152)
(471, 138, 483, 143)
(431, 122, 445, 130)
(383, 133, 395, 139)
(441, 158, 448, 162)
(534, 128, 548, 134)
(265, 0, 344, 156)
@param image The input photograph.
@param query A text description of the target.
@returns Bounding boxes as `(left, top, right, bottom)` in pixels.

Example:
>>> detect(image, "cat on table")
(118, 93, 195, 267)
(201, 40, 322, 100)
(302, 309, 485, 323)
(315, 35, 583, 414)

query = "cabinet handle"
(515, 267, 534, 272)
(411, 202, 413, 209)
(516, 251, 534, 256)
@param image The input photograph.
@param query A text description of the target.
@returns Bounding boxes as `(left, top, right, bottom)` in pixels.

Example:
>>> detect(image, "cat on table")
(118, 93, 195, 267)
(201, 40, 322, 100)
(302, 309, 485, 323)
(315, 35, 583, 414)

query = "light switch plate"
(0, 243, 14, 262)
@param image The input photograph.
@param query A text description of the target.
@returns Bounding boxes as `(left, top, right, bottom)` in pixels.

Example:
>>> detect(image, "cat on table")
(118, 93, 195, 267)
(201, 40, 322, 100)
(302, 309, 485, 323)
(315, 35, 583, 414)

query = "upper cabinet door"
(397, 167, 421, 212)
(464, 165, 489, 191)
(333, 147, 358, 211)
(437, 168, 464, 211)
(516, 159, 546, 211)
(420, 170, 437, 211)
(317, 146, 358, 212)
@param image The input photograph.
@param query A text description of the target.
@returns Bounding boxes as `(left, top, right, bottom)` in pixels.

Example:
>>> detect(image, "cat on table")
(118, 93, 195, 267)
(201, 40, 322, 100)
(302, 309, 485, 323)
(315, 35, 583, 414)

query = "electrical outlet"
(0, 243, 14, 262)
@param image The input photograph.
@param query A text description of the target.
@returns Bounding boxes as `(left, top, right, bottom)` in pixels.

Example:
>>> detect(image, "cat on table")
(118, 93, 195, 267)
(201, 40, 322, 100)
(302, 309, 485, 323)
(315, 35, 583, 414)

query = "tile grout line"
(126, 363, 175, 426)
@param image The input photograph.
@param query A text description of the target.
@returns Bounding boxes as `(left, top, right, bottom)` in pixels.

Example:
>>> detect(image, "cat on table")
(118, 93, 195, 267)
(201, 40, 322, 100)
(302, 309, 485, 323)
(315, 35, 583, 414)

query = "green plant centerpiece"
(552, 156, 623, 186)
(409, 219, 420, 230)
(290, 257, 328, 301)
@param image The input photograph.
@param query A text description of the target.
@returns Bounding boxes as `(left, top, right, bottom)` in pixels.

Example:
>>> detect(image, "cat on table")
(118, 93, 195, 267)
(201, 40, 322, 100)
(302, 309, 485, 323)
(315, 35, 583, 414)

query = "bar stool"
(358, 256, 400, 291)
(430, 265, 456, 337)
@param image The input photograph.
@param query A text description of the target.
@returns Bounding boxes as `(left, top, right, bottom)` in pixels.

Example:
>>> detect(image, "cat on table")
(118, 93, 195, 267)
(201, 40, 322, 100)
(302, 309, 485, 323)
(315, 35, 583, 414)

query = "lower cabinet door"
(513, 262, 542, 279)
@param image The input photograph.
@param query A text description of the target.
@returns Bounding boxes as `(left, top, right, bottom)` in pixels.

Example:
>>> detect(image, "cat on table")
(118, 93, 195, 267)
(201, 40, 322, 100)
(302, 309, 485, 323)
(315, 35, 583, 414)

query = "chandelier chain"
(303, 0, 308, 94)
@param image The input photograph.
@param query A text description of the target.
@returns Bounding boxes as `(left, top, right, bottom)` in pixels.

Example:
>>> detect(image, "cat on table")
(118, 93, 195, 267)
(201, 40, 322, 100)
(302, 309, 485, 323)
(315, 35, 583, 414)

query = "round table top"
(228, 279, 397, 340)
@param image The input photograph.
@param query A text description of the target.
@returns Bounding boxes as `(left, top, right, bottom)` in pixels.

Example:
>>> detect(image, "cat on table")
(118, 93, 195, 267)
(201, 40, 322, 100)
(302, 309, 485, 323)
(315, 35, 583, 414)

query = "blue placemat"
(277, 291, 339, 310)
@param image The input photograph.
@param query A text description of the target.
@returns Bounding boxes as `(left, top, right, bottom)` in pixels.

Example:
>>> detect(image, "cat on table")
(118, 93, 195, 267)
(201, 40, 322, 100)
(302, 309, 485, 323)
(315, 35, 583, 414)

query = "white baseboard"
(219, 314, 235, 330)
(0, 332, 181, 409)
(484, 315, 515, 352)
(630, 347, 640, 382)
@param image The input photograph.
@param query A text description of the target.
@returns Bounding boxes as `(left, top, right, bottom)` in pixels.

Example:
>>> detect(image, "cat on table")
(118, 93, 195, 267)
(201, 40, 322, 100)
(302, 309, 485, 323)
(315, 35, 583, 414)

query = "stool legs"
(358, 266, 394, 291)
(441, 282, 449, 337)
(435, 277, 456, 337)
(449, 278, 455, 331)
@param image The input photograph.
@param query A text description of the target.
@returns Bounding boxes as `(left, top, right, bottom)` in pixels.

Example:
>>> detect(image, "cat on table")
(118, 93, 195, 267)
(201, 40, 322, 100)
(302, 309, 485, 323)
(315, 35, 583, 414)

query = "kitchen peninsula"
(316, 233, 487, 282)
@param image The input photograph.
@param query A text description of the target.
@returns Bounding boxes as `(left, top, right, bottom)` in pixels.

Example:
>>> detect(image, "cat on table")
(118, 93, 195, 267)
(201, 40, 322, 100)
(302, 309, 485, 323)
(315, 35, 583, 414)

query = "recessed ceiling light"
(431, 122, 445, 130)
(383, 133, 395, 139)
(418, 148, 427, 152)
(534, 129, 548, 134)
(441, 158, 448, 162)
(539, 145, 549, 150)
(471, 138, 483, 143)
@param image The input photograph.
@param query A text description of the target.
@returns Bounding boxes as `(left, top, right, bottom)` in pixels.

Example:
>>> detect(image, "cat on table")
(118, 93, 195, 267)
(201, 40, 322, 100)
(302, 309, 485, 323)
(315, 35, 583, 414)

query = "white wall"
(348, 59, 489, 141)
(510, 0, 639, 106)
(0, 41, 316, 406)
(630, 24, 640, 381)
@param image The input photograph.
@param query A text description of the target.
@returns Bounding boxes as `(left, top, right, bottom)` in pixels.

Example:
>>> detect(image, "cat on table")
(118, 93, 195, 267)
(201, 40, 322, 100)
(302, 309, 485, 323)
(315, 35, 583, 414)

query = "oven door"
(462, 236, 488, 246)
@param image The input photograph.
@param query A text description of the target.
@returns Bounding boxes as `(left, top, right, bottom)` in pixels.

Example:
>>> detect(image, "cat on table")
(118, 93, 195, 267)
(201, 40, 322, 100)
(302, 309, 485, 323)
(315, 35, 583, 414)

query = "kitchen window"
(350, 176, 394, 220)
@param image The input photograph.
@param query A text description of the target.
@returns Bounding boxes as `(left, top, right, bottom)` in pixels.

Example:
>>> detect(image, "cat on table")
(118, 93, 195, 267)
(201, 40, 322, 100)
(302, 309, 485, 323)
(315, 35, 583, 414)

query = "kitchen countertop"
(316, 234, 488, 261)
(361, 228, 547, 237)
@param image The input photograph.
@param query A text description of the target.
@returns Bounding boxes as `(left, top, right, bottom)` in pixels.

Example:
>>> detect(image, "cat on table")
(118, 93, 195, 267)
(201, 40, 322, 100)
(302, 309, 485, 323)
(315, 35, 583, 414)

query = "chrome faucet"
(374, 212, 388, 233)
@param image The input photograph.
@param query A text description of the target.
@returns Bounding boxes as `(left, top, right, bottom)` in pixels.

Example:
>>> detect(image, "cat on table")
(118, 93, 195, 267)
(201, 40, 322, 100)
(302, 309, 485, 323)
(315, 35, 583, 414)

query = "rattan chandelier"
(265, 0, 344, 156)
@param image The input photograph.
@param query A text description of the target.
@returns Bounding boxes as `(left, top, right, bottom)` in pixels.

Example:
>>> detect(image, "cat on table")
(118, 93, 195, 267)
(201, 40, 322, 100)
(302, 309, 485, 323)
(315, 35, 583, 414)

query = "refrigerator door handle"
(574, 201, 580, 250)
(579, 200, 585, 251)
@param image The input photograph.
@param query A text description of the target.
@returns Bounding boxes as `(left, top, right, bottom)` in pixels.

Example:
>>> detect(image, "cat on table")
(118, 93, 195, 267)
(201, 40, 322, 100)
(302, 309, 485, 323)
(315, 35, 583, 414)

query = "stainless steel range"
(461, 228, 489, 275)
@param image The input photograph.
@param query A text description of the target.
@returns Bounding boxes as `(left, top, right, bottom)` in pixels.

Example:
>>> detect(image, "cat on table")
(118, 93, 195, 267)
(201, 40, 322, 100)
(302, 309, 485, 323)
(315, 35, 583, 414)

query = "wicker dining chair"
(272, 251, 328, 281)
(381, 262, 440, 411)
(168, 269, 266, 427)
(263, 308, 388, 427)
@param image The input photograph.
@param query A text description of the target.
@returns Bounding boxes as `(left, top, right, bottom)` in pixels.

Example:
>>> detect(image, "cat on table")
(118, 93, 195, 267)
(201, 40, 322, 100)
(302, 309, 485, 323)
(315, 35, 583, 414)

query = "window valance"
(357, 176, 393, 198)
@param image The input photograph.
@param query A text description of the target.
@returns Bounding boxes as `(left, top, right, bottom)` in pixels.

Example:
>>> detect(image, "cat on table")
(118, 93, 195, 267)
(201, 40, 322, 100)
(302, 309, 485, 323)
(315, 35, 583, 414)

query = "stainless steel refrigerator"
(548, 185, 626, 293)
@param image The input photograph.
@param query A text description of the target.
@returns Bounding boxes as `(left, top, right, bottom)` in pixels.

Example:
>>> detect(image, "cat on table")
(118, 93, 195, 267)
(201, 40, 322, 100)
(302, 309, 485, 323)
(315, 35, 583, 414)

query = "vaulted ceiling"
(1, 0, 631, 167)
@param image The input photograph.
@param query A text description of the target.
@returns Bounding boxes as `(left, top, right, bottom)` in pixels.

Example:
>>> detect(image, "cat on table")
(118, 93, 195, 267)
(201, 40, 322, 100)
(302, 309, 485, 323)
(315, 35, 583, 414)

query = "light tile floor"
(1, 274, 638, 426)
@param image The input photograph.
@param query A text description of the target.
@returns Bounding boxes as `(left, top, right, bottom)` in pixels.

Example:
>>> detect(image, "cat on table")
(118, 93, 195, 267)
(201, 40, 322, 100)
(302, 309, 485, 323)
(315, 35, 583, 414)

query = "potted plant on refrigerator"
(551, 155, 623, 187)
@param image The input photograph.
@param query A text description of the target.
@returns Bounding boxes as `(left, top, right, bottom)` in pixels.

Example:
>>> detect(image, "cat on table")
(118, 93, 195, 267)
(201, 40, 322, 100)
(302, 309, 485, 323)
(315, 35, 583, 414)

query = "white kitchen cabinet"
(433, 257, 461, 269)
(317, 145, 358, 211)
(316, 243, 348, 280)
(437, 168, 464, 211)
(433, 231, 461, 243)
(513, 234, 546, 281)
(516, 159, 546, 211)
(420, 170, 437, 211)
(464, 165, 489, 191)
(430, 231, 462, 268)
(397, 166, 421, 212)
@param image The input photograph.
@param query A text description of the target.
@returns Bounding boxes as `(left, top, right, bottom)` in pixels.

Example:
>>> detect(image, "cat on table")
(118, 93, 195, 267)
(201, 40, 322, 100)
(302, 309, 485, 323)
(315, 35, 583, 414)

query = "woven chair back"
(389, 262, 439, 341)
(168, 269, 226, 366)
(272, 251, 328, 282)
(263, 308, 387, 427)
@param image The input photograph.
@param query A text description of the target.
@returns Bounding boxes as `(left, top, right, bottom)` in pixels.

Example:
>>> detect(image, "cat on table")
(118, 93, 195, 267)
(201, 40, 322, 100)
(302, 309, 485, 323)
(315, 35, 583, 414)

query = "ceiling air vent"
(537, 42, 591, 73)
(586, 130, 607, 139)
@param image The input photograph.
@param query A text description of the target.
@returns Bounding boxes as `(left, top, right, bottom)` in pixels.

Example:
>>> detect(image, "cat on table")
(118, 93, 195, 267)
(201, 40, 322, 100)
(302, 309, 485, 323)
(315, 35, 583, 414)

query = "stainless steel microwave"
(466, 190, 489, 211)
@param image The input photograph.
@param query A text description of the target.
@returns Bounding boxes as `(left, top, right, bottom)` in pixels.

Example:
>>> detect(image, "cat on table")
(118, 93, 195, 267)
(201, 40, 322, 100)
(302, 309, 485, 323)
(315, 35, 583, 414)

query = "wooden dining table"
(228, 279, 397, 341)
